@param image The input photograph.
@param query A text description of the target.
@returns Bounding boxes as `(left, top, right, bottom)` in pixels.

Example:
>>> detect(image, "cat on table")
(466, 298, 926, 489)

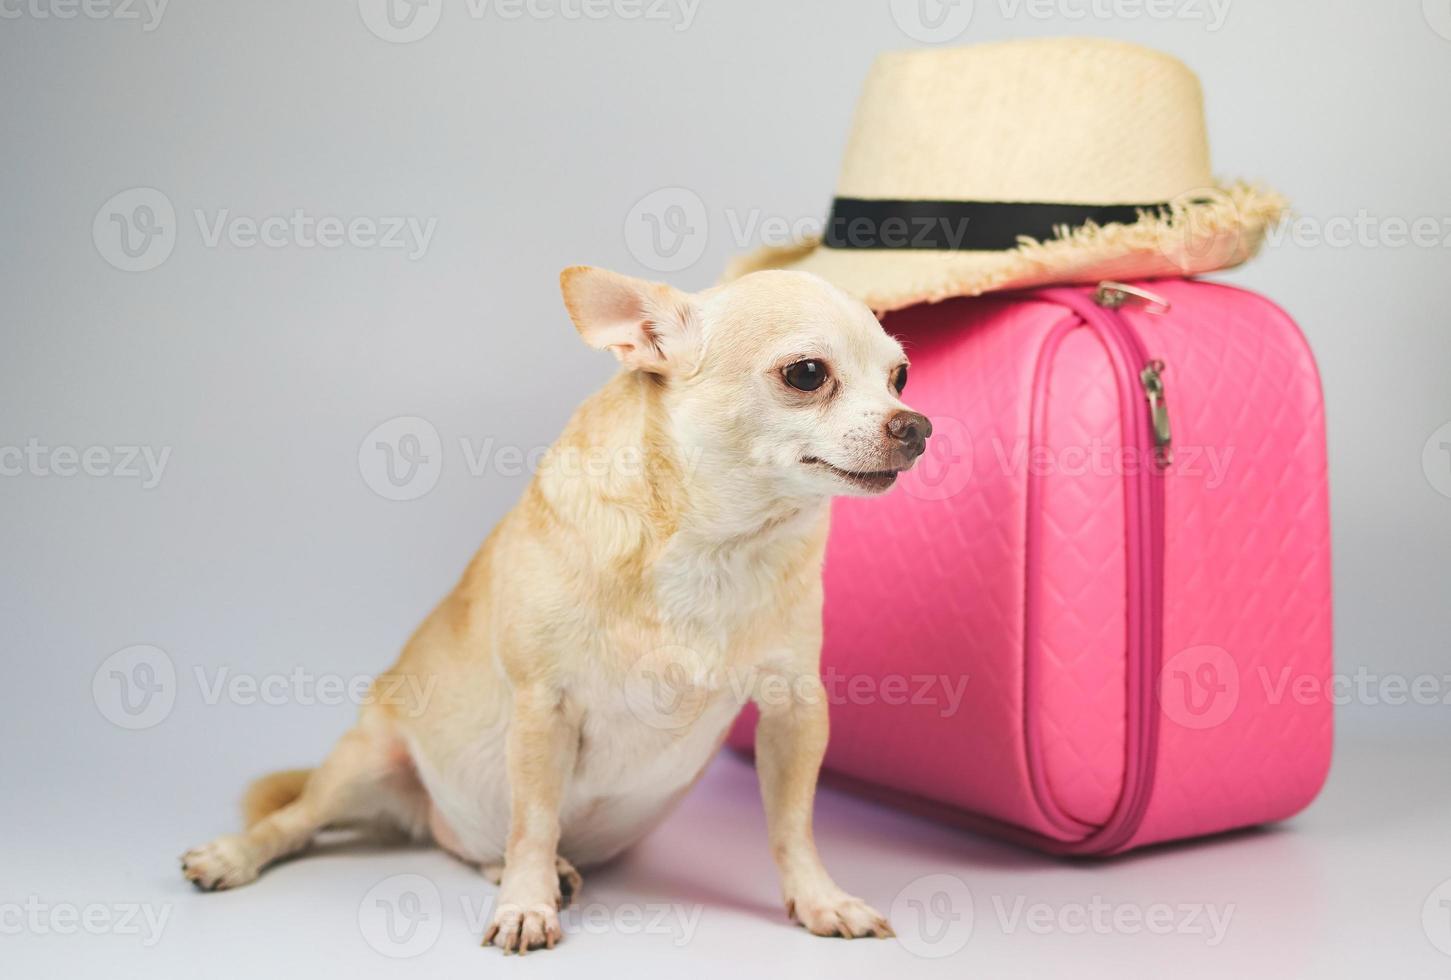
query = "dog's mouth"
(801, 457, 904, 492)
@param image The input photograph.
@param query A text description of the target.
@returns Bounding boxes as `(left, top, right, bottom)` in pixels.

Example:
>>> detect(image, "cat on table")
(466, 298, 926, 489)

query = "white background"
(2, 0, 1449, 976)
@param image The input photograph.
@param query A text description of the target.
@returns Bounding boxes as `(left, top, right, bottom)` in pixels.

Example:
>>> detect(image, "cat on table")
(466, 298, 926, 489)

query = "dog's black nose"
(886, 410, 932, 458)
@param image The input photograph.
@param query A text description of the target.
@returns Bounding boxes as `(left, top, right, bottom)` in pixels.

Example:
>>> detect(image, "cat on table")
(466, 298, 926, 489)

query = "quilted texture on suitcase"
(728, 279, 1333, 854)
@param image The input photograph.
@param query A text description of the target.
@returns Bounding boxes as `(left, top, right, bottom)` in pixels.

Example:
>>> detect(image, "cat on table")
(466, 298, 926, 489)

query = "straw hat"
(722, 37, 1286, 312)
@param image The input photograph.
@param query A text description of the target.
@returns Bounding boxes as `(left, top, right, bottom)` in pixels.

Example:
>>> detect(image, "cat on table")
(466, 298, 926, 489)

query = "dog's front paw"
(483, 863, 567, 954)
(181, 835, 261, 892)
(481, 856, 582, 908)
(483, 900, 562, 954)
(787, 890, 894, 939)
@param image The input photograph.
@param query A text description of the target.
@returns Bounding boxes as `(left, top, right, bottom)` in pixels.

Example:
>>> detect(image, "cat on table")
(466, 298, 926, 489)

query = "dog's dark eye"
(783, 360, 828, 392)
(892, 364, 908, 394)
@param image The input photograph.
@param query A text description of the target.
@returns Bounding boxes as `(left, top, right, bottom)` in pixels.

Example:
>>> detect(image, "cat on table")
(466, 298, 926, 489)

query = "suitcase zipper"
(1139, 360, 1173, 468)
(1093, 280, 1171, 314)
(1100, 281, 1174, 468)
(1083, 283, 1168, 854)
(1023, 284, 1170, 855)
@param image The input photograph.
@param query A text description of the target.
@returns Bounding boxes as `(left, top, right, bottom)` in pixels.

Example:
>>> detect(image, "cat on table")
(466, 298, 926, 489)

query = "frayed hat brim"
(721, 183, 1286, 313)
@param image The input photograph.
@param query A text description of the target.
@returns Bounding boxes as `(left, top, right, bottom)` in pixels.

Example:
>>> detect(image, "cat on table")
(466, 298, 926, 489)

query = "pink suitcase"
(729, 278, 1333, 855)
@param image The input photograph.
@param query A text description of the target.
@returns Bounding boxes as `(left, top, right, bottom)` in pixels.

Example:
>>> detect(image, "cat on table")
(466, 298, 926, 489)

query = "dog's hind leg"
(182, 711, 428, 891)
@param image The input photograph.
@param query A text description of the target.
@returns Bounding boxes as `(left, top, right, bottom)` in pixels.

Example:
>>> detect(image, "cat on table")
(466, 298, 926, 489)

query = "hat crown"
(838, 37, 1212, 204)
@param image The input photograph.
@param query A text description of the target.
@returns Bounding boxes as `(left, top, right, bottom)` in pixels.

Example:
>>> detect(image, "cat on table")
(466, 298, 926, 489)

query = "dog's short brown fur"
(182, 267, 931, 952)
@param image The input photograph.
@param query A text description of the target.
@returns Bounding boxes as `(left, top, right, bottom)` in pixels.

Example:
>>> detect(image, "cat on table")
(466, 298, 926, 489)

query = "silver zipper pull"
(1139, 359, 1172, 468)
(1094, 281, 1171, 314)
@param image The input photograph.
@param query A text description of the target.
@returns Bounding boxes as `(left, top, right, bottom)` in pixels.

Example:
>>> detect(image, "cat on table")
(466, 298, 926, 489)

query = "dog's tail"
(241, 769, 312, 828)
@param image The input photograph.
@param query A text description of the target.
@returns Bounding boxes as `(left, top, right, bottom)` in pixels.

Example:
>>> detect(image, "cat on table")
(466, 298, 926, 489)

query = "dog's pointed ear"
(560, 266, 702, 375)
